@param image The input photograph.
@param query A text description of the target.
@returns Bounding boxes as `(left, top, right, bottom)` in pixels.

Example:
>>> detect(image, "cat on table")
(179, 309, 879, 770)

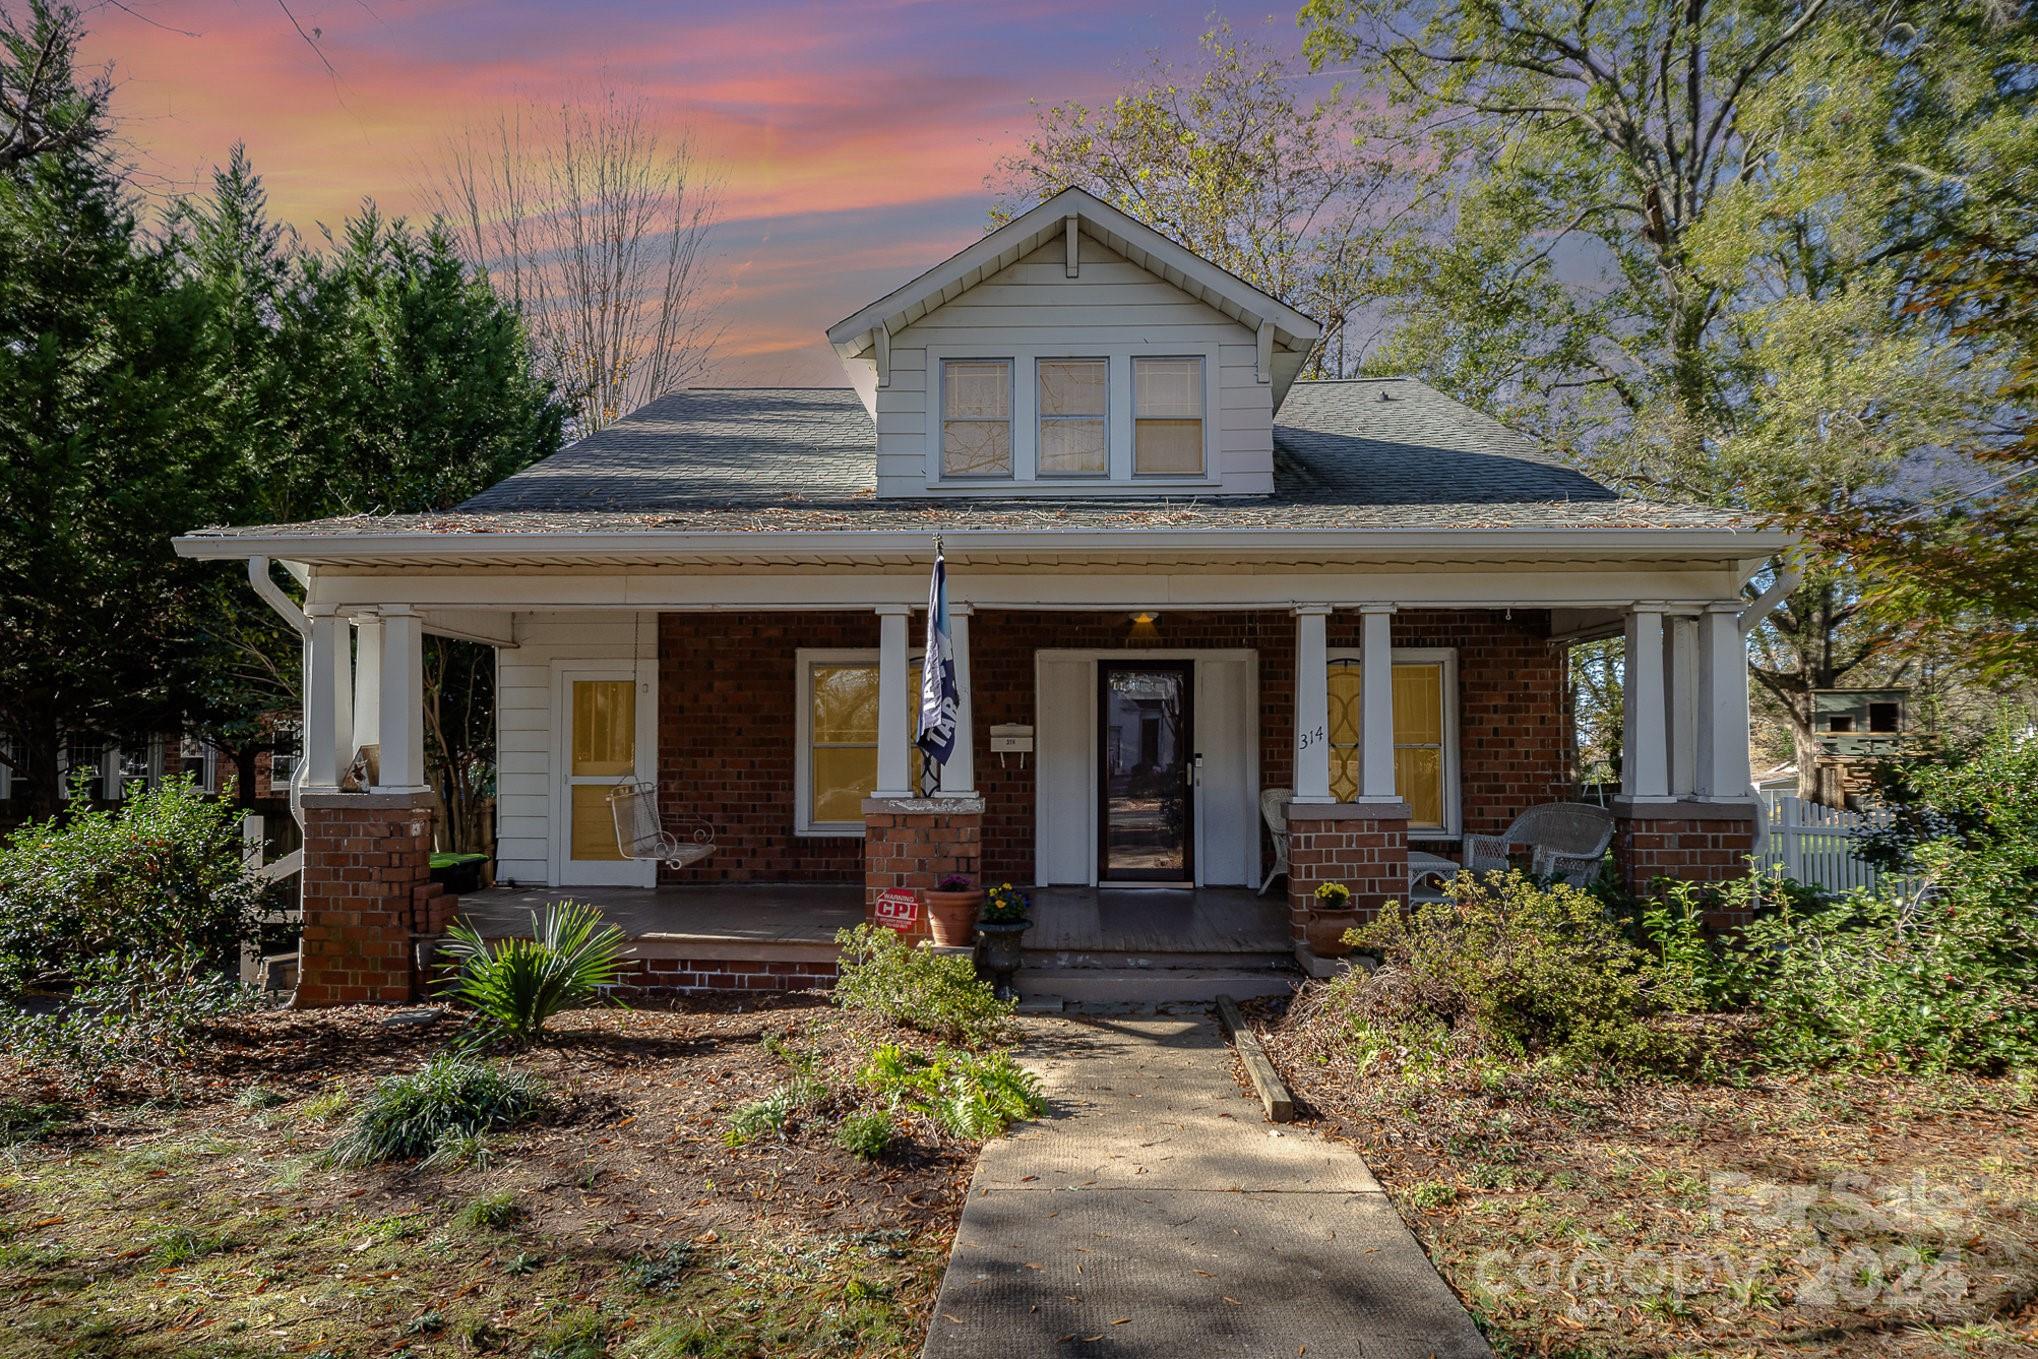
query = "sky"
(82, 0, 1310, 387)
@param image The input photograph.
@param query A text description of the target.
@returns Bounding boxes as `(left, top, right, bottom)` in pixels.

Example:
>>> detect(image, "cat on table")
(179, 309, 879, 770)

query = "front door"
(1097, 662, 1195, 883)
(555, 665, 650, 887)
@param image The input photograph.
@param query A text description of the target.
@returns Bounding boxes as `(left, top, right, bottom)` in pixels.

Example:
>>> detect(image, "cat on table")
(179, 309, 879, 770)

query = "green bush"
(0, 952, 261, 1095)
(327, 1056, 542, 1167)
(438, 900, 630, 1046)
(831, 924, 1012, 1048)
(1348, 870, 1682, 1070)
(857, 1041, 1045, 1139)
(722, 1076, 827, 1147)
(834, 1109, 896, 1159)
(0, 778, 268, 989)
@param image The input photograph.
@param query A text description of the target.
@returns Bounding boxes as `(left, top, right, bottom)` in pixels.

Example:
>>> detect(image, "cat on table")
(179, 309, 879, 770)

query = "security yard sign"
(873, 888, 921, 933)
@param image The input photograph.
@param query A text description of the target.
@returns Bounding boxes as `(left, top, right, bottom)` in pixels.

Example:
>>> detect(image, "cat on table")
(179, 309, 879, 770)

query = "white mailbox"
(989, 723, 1034, 767)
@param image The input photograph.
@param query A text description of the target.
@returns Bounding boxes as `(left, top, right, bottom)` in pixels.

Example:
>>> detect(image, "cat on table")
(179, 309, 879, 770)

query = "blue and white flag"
(915, 541, 959, 765)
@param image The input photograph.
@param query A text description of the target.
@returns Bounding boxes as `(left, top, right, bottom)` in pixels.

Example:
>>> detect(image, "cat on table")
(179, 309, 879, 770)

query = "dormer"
(826, 188, 1321, 499)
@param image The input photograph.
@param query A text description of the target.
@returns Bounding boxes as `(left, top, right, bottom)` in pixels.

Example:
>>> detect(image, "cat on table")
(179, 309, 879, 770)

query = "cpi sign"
(872, 888, 921, 933)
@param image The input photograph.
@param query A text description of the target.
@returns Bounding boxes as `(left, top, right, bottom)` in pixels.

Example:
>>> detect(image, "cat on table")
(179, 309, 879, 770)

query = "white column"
(1359, 604, 1399, 802)
(1696, 602, 1753, 800)
(940, 605, 976, 796)
(875, 604, 912, 798)
(1622, 605, 1670, 800)
(375, 604, 427, 793)
(351, 613, 383, 762)
(1664, 613, 1700, 798)
(304, 605, 352, 791)
(1292, 605, 1333, 804)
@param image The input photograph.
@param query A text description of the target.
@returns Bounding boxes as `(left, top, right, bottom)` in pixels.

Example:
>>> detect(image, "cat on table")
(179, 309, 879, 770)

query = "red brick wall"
(657, 612, 879, 884)
(610, 955, 837, 996)
(862, 803, 983, 942)
(298, 798, 434, 1006)
(1285, 807, 1410, 941)
(1616, 808, 1759, 921)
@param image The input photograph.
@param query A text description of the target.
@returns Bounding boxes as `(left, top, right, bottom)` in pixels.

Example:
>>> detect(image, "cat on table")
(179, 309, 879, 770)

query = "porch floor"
(455, 883, 1290, 958)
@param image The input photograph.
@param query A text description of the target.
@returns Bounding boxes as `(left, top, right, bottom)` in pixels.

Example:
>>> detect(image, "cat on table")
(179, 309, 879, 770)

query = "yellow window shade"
(1322, 659, 1449, 827)
(570, 784, 624, 861)
(1397, 747, 1445, 829)
(571, 680, 635, 777)
(812, 746, 879, 825)
(810, 665, 880, 743)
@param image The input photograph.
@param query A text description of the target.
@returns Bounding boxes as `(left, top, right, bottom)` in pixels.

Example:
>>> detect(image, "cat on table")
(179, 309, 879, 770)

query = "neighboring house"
(174, 188, 1790, 1006)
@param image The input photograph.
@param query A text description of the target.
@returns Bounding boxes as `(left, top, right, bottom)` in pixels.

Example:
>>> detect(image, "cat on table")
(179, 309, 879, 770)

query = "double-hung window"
(797, 651, 932, 834)
(1133, 356, 1205, 476)
(941, 359, 1013, 478)
(1325, 651, 1457, 833)
(1036, 358, 1108, 476)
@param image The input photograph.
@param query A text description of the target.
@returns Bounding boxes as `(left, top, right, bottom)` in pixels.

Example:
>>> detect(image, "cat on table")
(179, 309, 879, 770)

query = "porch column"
(303, 604, 352, 792)
(1358, 604, 1398, 802)
(1696, 602, 1753, 800)
(939, 604, 975, 796)
(374, 604, 427, 793)
(1621, 604, 1670, 801)
(1292, 605, 1333, 804)
(874, 603, 912, 798)
(350, 612, 383, 764)
(1664, 612, 1700, 798)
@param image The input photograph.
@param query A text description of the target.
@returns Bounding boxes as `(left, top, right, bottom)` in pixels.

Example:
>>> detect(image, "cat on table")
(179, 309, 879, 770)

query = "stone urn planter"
(1305, 881, 1361, 957)
(974, 883, 1033, 1000)
(924, 876, 984, 947)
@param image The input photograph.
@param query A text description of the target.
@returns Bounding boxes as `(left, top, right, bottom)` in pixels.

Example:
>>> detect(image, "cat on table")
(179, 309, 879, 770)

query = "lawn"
(0, 1000, 975, 1358)
(1252, 993, 2038, 1359)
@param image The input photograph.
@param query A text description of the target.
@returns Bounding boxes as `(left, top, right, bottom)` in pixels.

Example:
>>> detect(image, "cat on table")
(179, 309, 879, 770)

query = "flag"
(916, 541, 958, 764)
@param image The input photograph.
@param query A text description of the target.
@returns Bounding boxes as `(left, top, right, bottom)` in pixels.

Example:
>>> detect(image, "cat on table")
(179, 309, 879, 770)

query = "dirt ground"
(0, 998, 977, 1358)
(1249, 991, 2038, 1359)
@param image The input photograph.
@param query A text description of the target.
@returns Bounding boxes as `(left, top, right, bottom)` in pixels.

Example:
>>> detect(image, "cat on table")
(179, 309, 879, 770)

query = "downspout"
(247, 557, 314, 829)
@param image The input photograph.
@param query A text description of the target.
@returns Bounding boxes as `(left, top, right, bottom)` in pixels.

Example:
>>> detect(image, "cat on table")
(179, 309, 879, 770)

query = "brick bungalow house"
(174, 189, 1790, 1007)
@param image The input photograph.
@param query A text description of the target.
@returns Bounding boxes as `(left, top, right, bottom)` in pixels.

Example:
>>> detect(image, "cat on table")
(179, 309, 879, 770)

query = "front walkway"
(922, 1014, 1490, 1359)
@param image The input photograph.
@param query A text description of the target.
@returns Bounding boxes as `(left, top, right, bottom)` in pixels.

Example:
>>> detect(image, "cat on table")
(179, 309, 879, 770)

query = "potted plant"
(924, 873, 984, 947)
(1305, 881, 1363, 957)
(974, 882, 1032, 1000)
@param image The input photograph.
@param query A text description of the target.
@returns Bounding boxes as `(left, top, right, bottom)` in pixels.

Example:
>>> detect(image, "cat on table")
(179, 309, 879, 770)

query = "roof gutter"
(248, 556, 310, 637)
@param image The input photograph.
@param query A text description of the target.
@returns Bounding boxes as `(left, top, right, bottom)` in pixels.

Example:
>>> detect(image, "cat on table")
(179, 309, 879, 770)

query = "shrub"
(0, 778, 268, 989)
(1346, 871, 1683, 1071)
(831, 924, 1012, 1048)
(857, 1041, 1045, 1139)
(327, 1056, 541, 1167)
(454, 1191, 522, 1230)
(723, 1076, 827, 1147)
(834, 1109, 896, 1159)
(0, 952, 262, 1095)
(438, 900, 630, 1046)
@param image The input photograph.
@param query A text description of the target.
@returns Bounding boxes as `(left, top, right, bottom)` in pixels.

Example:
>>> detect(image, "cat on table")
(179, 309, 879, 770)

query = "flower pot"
(974, 918, 1030, 1000)
(1305, 909, 1364, 958)
(924, 889, 984, 947)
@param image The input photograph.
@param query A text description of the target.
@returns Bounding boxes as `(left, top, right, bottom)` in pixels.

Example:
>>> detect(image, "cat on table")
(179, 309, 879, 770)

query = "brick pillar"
(1613, 798, 1760, 926)
(297, 792, 434, 1007)
(1285, 801, 1410, 944)
(862, 795, 985, 944)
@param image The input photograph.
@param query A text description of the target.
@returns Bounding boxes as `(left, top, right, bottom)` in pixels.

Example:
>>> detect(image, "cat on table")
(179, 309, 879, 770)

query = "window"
(1036, 358, 1108, 476)
(568, 678, 636, 862)
(269, 720, 301, 790)
(797, 652, 931, 834)
(1133, 356, 1205, 475)
(941, 359, 1013, 477)
(1326, 652, 1456, 833)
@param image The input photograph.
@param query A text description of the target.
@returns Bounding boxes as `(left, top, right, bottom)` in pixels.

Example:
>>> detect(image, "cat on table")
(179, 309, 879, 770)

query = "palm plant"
(438, 900, 631, 1046)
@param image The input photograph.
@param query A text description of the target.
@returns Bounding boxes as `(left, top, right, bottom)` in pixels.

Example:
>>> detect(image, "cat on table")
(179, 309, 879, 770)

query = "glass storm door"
(1097, 662, 1195, 883)
(558, 668, 644, 886)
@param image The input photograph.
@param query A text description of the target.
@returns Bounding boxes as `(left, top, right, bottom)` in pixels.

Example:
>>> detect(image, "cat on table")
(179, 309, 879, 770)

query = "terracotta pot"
(1305, 909, 1364, 958)
(924, 889, 984, 947)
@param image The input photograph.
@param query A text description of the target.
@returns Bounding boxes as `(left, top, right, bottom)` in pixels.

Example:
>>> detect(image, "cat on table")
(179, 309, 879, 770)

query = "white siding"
(878, 236, 1273, 498)
(493, 612, 654, 887)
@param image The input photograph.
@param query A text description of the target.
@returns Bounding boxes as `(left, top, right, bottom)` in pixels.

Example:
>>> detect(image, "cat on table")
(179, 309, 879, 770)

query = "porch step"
(1021, 948, 1295, 972)
(1015, 965, 1300, 1006)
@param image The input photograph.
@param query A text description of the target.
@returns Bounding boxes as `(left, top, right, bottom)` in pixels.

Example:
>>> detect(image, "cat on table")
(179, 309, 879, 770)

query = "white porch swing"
(606, 779, 717, 870)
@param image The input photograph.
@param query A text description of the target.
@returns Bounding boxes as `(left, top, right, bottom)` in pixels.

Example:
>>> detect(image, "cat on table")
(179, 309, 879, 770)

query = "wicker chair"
(607, 780, 716, 870)
(1258, 786, 1293, 896)
(1463, 803, 1614, 886)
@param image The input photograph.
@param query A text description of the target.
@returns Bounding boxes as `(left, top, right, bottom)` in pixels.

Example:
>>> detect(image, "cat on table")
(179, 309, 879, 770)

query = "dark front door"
(1098, 662, 1194, 883)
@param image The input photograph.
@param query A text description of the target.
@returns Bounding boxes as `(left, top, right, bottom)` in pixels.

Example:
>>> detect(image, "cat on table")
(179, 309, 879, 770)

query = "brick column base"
(862, 795, 985, 943)
(1285, 801, 1411, 944)
(1613, 798, 1760, 926)
(298, 793, 436, 1007)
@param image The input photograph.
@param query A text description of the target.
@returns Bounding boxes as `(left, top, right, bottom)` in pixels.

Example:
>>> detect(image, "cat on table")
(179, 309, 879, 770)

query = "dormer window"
(1133, 356, 1205, 476)
(1037, 358, 1108, 476)
(941, 359, 1013, 478)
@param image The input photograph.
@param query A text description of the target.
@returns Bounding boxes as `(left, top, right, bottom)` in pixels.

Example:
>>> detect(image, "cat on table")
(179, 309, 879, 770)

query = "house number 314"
(1297, 725, 1326, 750)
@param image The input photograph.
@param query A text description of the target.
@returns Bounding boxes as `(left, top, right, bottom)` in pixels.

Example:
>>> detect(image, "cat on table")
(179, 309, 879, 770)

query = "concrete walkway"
(921, 1013, 1491, 1359)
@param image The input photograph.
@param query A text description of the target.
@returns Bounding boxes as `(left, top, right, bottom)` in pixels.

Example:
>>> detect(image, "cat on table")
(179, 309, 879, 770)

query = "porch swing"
(606, 779, 717, 870)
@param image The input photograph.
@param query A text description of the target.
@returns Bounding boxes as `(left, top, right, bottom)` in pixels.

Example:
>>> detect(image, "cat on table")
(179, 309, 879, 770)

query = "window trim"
(1035, 356, 1111, 478)
(1326, 647, 1461, 837)
(794, 648, 932, 837)
(938, 357, 1016, 480)
(1131, 354, 1208, 478)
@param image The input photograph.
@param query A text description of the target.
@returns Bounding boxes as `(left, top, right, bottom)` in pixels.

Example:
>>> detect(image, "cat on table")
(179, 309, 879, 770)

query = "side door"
(553, 662, 655, 887)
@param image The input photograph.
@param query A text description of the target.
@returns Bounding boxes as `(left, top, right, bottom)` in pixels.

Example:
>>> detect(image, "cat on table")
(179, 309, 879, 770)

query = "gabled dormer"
(826, 188, 1321, 499)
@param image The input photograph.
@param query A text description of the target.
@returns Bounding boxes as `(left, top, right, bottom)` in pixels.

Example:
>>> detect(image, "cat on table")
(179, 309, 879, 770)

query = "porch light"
(1128, 611, 1161, 641)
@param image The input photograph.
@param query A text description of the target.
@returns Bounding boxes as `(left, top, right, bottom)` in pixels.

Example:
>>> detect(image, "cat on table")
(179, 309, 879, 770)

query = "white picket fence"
(1756, 792, 1900, 896)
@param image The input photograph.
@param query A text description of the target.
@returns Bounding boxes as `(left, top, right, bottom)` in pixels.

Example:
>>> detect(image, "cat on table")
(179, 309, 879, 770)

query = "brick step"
(1014, 966, 1300, 1005)
(1020, 948, 1296, 972)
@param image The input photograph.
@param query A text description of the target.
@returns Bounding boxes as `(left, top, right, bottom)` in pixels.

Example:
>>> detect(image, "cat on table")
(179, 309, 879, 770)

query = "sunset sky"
(82, 0, 1312, 387)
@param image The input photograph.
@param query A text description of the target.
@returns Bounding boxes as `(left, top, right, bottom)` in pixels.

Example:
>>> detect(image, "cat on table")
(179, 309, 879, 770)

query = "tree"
(0, 1, 105, 171)
(991, 22, 1406, 375)
(1301, 0, 2028, 798)
(433, 88, 720, 434)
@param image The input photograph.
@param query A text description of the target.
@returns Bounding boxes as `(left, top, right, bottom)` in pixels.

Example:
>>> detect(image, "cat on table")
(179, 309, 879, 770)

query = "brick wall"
(610, 955, 837, 996)
(1284, 805, 1410, 942)
(862, 799, 983, 942)
(1615, 804, 1760, 924)
(297, 796, 435, 1006)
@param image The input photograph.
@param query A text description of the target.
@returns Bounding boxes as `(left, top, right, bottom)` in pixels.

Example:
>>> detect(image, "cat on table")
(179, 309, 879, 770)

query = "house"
(173, 188, 1790, 1007)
